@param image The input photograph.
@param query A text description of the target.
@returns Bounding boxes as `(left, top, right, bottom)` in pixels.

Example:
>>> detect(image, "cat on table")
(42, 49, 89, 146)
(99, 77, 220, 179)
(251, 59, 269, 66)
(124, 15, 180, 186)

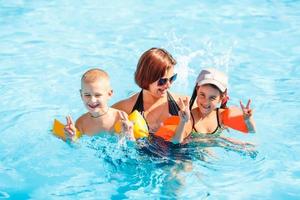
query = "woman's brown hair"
(135, 48, 177, 89)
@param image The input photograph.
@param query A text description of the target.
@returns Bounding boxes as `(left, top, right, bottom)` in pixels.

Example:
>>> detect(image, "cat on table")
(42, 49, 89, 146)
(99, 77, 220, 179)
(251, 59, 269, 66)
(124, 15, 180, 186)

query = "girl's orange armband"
(221, 107, 248, 133)
(154, 116, 180, 141)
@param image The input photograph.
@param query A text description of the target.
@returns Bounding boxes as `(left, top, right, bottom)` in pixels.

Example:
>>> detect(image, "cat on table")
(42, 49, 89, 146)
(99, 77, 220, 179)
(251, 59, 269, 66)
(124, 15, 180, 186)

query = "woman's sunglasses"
(157, 73, 177, 86)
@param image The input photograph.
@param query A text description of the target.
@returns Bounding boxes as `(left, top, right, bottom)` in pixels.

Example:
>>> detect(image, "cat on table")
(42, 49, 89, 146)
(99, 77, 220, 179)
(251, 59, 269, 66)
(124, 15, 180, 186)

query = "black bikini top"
(131, 90, 180, 116)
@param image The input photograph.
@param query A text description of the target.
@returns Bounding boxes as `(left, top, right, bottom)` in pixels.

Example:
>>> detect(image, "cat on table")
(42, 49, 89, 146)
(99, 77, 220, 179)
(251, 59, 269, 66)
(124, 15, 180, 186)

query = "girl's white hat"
(196, 68, 228, 92)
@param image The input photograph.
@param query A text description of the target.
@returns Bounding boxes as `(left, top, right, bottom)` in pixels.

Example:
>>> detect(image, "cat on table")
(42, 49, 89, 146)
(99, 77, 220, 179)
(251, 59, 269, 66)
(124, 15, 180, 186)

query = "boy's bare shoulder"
(75, 113, 89, 130)
(111, 93, 139, 114)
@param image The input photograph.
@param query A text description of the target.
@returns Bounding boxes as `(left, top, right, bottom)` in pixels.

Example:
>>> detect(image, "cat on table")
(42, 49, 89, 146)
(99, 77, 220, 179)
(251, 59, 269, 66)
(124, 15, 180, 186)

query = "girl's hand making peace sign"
(178, 97, 190, 123)
(240, 99, 253, 120)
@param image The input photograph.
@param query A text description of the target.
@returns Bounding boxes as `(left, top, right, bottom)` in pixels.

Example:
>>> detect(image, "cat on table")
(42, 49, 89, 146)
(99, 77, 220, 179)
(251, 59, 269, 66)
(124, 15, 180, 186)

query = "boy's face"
(80, 79, 112, 114)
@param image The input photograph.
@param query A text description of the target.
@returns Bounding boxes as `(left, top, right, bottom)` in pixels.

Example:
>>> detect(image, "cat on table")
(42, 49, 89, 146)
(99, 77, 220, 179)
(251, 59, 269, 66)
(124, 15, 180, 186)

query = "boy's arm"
(63, 115, 84, 142)
(64, 115, 77, 141)
(117, 111, 135, 141)
(75, 117, 84, 134)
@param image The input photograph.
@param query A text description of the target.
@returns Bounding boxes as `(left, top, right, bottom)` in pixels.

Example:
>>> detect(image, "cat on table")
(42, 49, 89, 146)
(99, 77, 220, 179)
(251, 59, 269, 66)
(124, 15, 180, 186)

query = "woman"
(112, 47, 188, 134)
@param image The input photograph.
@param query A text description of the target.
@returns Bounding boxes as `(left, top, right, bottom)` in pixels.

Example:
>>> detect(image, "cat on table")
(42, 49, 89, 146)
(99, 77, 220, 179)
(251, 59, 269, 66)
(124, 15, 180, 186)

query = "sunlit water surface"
(0, 1, 300, 199)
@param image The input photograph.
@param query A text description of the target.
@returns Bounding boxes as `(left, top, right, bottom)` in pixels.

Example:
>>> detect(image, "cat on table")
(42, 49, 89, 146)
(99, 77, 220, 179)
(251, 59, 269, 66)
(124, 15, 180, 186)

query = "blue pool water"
(1, 1, 300, 199)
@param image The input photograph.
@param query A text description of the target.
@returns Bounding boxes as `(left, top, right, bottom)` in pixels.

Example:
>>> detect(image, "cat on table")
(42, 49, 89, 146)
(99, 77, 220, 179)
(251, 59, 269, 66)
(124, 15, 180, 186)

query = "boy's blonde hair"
(81, 68, 110, 84)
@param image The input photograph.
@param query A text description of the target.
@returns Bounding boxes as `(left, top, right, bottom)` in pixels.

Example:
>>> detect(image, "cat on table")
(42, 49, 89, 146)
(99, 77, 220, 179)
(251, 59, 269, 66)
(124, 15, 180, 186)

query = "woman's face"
(148, 67, 176, 98)
(196, 84, 222, 116)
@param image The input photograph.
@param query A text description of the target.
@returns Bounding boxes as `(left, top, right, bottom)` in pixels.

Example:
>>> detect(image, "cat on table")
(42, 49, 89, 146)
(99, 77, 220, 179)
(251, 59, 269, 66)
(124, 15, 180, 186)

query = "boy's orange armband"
(52, 119, 82, 141)
(221, 107, 248, 133)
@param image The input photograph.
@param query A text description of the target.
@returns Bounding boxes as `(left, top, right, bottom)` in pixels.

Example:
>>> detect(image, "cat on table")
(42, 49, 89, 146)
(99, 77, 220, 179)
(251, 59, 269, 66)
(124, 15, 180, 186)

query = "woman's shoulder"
(109, 107, 128, 117)
(111, 93, 140, 114)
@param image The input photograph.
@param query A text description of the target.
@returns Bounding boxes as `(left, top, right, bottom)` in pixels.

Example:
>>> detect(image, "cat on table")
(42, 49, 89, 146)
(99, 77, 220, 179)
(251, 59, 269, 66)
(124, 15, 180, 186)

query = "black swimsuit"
(131, 90, 180, 131)
(134, 91, 182, 159)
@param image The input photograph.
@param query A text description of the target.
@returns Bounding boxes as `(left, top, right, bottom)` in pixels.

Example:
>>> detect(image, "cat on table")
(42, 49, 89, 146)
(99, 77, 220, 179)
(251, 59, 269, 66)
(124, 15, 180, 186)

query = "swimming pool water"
(1, 1, 300, 199)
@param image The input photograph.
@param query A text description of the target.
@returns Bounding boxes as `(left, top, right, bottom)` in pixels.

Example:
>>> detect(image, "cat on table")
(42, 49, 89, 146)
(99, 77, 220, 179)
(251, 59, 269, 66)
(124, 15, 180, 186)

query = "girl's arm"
(171, 97, 192, 144)
(240, 99, 256, 133)
(172, 120, 192, 144)
(220, 99, 256, 134)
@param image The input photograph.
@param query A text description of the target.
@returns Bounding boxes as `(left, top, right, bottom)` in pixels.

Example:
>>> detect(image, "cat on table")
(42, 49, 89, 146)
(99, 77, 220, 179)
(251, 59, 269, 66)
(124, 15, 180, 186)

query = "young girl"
(171, 68, 256, 144)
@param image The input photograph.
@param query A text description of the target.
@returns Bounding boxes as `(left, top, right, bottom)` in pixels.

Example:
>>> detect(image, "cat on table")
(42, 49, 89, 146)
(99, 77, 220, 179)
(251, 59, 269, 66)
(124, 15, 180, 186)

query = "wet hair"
(134, 47, 177, 89)
(189, 84, 228, 111)
(81, 68, 110, 84)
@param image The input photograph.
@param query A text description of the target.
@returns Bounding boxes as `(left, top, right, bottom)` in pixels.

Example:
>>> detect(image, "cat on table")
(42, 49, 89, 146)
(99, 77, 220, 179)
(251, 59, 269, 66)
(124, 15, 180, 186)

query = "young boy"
(64, 68, 134, 141)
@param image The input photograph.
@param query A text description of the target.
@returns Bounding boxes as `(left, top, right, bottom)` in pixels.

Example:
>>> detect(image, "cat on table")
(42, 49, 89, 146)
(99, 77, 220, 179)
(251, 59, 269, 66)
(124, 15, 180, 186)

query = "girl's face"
(148, 67, 176, 98)
(80, 80, 112, 114)
(196, 84, 222, 116)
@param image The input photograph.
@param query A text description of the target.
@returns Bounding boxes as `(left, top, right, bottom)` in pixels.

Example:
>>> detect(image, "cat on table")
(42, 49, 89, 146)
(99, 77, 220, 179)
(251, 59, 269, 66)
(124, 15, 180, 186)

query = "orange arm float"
(154, 107, 248, 141)
(221, 107, 248, 133)
(52, 119, 82, 141)
(155, 107, 250, 141)
(154, 116, 180, 141)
